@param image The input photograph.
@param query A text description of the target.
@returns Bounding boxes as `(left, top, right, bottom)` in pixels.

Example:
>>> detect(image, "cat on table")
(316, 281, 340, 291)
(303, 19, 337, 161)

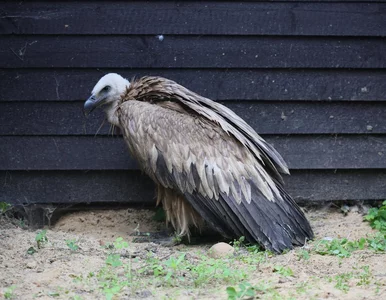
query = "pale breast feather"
(117, 99, 278, 204)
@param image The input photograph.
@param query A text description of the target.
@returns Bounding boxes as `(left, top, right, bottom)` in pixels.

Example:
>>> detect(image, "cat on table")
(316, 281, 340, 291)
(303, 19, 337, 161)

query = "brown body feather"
(112, 76, 313, 252)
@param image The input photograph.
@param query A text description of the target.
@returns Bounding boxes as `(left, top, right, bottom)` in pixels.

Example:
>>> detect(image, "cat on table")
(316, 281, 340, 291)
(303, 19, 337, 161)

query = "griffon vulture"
(84, 73, 313, 253)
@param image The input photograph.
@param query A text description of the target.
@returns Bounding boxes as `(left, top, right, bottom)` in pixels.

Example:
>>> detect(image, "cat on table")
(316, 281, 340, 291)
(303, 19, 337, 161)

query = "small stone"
(350, 205, 359, 213)
(208, 242, 234, 258)
(367, 125, 373, 131)
(26, 261, 37, 269)
(136, 290, 152, 298)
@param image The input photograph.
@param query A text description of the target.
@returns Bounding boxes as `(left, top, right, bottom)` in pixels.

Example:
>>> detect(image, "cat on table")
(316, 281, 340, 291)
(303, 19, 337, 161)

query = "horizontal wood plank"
(1, 69, 386, 101)
(1, 101, 386, 135)
(1, 135, 385, 170)
(1, 36, 385, 69)
(1, 2, 385, 36)
(1, 170, 385, 204)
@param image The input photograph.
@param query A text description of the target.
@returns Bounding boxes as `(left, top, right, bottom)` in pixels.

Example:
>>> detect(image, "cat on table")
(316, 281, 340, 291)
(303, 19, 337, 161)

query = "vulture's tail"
(184, 180, 314, 253)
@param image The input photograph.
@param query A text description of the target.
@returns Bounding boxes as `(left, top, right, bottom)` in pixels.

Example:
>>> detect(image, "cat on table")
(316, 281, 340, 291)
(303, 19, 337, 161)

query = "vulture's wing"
(125, 77, 289, 181)
(118, 77, 313, 252)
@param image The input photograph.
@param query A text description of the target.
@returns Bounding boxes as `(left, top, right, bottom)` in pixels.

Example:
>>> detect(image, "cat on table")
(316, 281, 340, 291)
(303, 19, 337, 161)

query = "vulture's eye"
(102, 86, 111, 92)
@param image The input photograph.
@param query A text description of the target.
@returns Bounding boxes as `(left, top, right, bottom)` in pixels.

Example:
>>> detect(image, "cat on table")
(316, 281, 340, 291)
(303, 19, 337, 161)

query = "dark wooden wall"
(1, 1, 386, 206)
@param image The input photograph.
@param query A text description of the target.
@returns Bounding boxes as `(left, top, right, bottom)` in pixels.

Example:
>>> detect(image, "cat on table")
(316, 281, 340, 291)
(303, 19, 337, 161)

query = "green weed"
(273, 265, 294, 277)
(66, 239, 79, 252)
(314, 238, 365, 258)
(331, 272, 353, 293)
(356, 265, 372, 286)
(297, 249, 310, 261)
(113, 237, 129, 249)
(4, 286, 16, 299)
(226, 282, 255, 300)
(226, 281, 282, 300)
(190, 255, 249, 287)
(35, 230, 48, 249)
(364, 200, 386, 233)
(0, 202, 11, 214)
(366, 232, 386, 251)
(27, 246, 37, 255)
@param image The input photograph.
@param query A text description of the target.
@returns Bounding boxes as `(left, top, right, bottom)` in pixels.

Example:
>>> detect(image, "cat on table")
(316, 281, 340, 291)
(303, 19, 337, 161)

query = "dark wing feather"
(118, 77, 314, 252)
(126, 76, 289, 181)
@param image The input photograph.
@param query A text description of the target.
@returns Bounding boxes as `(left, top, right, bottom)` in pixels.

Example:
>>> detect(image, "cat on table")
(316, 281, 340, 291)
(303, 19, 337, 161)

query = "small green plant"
(47, 291, 60, 297)
(104, 237, 130, 268)
(96, 237, 131, 299)
(35, 230, 48, 249)
(297, 249, 310, 261)
(226, 282, 255, 300)
(295, 281, 310, 294)
(230, 236, 264, 256)
(106, 253, 122, 267)
(330, 272, 353, 293)
(113, 237, 129, 249)
(273, 265, 294, 277)
(4, 286, 16, 299)
(0, 202, 11, 214)
(314, 238, 365, 258)
(356, 265, 372, 286)
(189, 255, 248, 288)
(27, 246, 37, 255)
(231, 236, 246, 250)
(66, 239, 79, 251)
(237, 250, 267, 265)
(366, 232, 386, 251)
(250, 280, 281, 298)
(364, 200, 386, 233)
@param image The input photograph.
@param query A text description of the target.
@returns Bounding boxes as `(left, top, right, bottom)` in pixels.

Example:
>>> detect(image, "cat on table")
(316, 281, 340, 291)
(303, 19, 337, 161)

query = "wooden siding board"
(1, 101, 386, 135)
(1, 135, 385, 171)
(1, 170, 385, 204)
(1, 69, 386, 102)
(1, 2, 385, 36)
(1, 36, 385, 69)
(0, 1, 385, 205)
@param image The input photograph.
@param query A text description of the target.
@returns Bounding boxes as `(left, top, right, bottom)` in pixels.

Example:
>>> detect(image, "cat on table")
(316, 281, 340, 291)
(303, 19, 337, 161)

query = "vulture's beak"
(83, 95, 98, 117)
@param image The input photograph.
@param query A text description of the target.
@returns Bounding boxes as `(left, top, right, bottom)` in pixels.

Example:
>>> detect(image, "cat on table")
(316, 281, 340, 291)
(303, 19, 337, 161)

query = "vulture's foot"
(131, 230, 181, 247)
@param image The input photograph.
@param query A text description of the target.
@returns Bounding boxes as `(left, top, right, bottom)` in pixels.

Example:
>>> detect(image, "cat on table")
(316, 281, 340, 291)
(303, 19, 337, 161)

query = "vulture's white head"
(84, 73, 130, 125)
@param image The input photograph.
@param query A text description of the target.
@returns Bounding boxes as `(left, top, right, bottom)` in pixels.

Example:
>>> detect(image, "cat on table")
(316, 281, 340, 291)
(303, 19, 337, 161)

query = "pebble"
(208, 242, 235, 258)
(136, 290, 152, 298)
(26, 261, 37, 269)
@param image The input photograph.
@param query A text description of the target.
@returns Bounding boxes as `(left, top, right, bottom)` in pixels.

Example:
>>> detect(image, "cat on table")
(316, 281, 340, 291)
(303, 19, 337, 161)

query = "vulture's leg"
(132, 186, 204, 246)
(158, 186, 204, 239)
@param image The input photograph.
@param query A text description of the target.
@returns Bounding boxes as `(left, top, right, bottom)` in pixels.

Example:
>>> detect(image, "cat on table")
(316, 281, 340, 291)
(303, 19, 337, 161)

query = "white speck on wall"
(361, 87, 368, 93)
(156, 35, 164, 41)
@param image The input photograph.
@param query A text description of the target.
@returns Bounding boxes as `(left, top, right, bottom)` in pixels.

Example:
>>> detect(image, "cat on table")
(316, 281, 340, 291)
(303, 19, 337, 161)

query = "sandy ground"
(0, 205, 385, 300)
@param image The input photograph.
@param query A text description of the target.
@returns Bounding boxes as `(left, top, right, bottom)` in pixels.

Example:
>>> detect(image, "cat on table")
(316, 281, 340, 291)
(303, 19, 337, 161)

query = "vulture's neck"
(104, 101, 120, 127)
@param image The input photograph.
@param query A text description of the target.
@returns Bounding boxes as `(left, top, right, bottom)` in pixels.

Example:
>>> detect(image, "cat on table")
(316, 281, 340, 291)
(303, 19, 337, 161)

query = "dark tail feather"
(185, 181, 313, 253)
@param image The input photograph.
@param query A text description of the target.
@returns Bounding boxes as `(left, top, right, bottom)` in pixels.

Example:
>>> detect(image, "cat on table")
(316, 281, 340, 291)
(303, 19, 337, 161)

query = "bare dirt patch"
(1, 206, 385, 299)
